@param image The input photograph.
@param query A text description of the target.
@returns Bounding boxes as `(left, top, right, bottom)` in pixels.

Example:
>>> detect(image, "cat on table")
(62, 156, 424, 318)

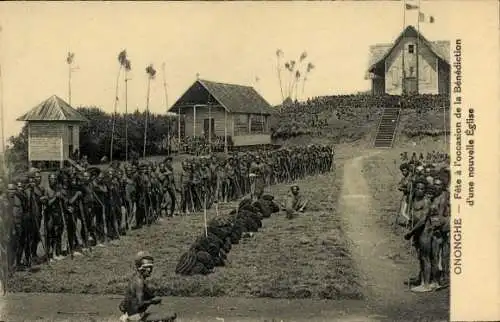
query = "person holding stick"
(45, 173, 65, 261)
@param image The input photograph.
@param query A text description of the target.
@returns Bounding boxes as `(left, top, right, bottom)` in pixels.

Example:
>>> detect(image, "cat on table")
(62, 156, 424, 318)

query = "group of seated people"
(179, 136, 233, 155)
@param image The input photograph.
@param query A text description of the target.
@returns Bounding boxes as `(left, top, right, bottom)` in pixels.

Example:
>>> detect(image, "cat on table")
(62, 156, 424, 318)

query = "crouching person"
(285, 185, 308, 219)
(119, 251, 163, 321)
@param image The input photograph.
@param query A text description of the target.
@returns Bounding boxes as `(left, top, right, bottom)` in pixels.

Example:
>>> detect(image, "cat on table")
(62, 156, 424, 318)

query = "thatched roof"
(171, 79, 275, 115)
(17, 95, 88, 122)
(368, 25, 450, 73)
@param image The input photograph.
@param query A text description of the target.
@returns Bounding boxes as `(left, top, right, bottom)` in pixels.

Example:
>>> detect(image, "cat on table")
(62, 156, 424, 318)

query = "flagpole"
(0, 63, 6, 180)
(402, 0, 406, 95)
(161, 63, 169, 155)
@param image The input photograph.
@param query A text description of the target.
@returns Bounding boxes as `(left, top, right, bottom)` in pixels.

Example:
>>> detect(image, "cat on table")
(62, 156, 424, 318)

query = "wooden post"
(193, 105, 197, 138)
(178, 106, 181, 147)
(208, 104, 212, 154)
(60, 127, 64, 169)
(224, 109, 228, 154)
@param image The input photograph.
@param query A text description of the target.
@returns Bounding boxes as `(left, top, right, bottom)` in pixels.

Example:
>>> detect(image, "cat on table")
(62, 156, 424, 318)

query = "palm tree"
(276, 49, 285, 102)
(302, 62, 315, 98)
(110, 49, 127, 162)
(294, 70, 301, 101)
(143, 64, 156, 158)
(286, 60, 296, 100)
(123, 57, 131, 162)
(66, 52, 75, 105)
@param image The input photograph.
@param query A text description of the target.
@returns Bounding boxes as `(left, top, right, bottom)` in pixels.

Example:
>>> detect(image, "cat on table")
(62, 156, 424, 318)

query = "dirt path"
(339, 150, 448, 320)
(340, 151, 412, 302)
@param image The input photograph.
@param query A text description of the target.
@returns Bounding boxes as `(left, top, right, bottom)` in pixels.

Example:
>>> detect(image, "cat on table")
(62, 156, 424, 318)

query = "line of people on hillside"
(275, 94, 449, 135)
(0, 144, 334, 275)
(396, 150, 450, 292)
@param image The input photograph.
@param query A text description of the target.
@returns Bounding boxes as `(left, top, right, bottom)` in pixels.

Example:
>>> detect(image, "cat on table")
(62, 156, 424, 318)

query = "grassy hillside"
(270, 94, 450, 146)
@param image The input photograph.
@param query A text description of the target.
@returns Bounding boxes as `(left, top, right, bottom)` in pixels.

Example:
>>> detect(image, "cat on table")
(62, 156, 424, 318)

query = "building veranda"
(170, 79, 277, 152)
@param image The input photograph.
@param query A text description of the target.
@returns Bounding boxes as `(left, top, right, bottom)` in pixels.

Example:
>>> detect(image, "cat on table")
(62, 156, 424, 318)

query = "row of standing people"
(0, 144, 334, 274)
(396, 150, 451, 292)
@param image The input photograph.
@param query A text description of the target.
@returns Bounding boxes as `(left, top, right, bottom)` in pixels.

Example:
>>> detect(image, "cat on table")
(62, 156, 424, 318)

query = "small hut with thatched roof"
(17, 95, 88, 168)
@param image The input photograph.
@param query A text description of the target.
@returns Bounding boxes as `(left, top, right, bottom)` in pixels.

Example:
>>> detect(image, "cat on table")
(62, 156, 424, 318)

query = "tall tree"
(143, 64, 156, 158)
(66, 52, 75, 105)
(302, 62, 315, 98)
(275, 49, 285, 102)
(110, 49, 127, 162)
(123, 56, 132, 161)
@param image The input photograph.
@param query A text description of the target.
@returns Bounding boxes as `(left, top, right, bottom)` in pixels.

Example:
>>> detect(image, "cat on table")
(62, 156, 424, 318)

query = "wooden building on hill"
(17, 95, 88, 168)
(170, 79, 276, 149)
(366, 25, 450, 95)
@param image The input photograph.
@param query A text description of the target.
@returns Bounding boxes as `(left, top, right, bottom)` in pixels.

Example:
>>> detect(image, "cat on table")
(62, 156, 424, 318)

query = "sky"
(0, 1, 495, 147)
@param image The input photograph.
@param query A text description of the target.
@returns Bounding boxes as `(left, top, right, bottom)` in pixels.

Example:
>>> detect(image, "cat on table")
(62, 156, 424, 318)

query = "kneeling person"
(119, 251, 162, 321)
(285, 185, 308, 219)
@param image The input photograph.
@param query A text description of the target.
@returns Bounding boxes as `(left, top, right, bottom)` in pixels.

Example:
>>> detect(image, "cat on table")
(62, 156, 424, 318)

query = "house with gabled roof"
(17, 95, 88, 167)
(366, 25, 450, 95)
(170, 79, 276, 148)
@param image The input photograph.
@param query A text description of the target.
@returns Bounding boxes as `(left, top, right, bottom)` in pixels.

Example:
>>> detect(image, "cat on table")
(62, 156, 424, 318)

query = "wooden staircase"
(373, 106, 401, 148)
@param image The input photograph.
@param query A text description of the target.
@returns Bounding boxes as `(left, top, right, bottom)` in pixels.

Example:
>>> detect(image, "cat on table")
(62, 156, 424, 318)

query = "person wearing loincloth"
(119, 251, 162, 321)
(285, 185, 308, 219)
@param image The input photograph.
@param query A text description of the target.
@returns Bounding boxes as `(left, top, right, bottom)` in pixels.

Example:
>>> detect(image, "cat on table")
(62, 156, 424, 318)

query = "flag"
(405, 3, 419, 10)
(418, 12, 425, 22)
(66, 52, 75, 64)
(419, 12, 435, 23)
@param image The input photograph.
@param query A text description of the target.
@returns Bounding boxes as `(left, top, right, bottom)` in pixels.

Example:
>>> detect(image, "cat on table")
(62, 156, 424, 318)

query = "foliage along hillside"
(269, 94, 450, 144)
(5, 107, 177, 175)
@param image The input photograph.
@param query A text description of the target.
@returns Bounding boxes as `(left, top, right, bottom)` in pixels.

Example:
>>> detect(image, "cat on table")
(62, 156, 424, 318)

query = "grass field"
(2, 139, 452, 321)
(8, 152, 364, 300)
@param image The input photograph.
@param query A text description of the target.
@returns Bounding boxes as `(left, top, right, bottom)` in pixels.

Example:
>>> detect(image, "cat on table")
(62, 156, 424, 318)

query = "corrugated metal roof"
(17, 95, 88, 122)
(368, 25, 450, 73)
(171, 79, 276, 115)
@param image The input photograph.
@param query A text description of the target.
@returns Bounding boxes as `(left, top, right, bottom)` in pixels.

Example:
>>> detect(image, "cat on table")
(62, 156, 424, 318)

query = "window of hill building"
(234, 114, 249, 135)
(250, 114, 265, 134)
(408, 44, 415, 54)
